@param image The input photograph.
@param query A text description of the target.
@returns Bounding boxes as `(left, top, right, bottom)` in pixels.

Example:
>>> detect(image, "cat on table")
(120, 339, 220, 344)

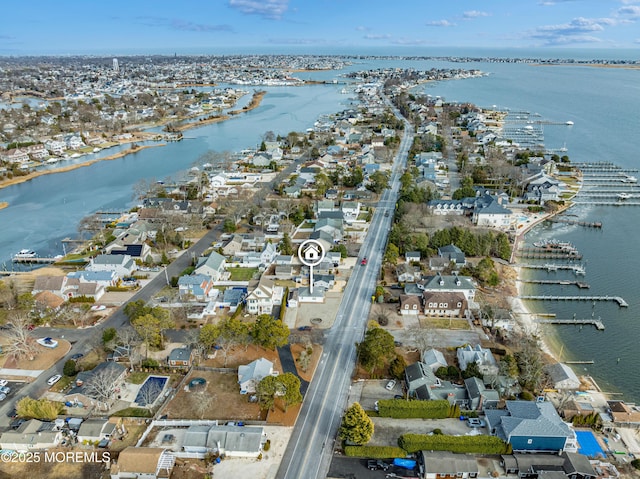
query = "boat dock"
(538, 318, 605, 330)
(519, 263, 586, 273)
(517, 248, 582, 260)
(520, 295, 628, 307)
(521, 279, 589, 288)
(546, 218, 603, 228)
(11, 257, 59, 264)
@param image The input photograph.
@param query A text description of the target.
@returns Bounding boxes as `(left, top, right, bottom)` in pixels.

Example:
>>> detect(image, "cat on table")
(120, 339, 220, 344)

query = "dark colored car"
(298, 326, 312, 331)
(70, 353, 84, 360)
(367, 459, 389, 471)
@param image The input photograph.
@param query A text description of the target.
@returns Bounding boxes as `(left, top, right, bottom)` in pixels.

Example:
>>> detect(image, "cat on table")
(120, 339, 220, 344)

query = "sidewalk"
(0, 368, 43, 378)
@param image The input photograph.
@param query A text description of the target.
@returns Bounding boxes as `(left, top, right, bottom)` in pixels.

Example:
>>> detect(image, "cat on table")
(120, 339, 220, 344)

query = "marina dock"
(11, 257, 59, 264)
(538, 318, 605, 330)
(520, 295, 628, 307)
(519, 263, 586, 274)
(516, 248, 582, 260)
(521, 279, 589, 288)
(546, 218, 603, 228)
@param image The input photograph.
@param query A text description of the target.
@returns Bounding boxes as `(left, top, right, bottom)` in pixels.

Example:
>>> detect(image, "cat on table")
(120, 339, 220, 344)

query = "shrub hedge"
(344, 445, 407, 459)
(377, 399, 450, 419)
(398, 433, 511, 454)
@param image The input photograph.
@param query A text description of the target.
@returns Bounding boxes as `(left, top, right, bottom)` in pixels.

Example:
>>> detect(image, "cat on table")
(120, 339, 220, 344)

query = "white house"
(457, 344, 498, 376)
(0, 419, 63, 451)
(86, 254, 137, 279)
(238, 357, 275, 394)
(195, 251, 227, 282)
(245, 278, 283, 315)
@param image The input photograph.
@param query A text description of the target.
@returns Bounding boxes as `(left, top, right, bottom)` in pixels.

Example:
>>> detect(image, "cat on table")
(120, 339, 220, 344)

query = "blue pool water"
(576, 430, 605, 458)
(135, 376, 168, 406)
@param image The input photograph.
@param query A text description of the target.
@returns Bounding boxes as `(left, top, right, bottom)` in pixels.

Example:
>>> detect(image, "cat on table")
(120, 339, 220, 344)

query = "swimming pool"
(135, 376, 168, 406)
(576, 430, 605, 458)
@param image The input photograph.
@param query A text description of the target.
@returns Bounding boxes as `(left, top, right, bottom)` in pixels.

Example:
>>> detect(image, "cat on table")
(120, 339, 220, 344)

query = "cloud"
(229, 0, 289, 20)
(364, 33, 392, 40)
(137, 16, 233, 33)
(426, 20, 456, 27)
(355, 26, 369, 32)
(391, 38, 433, 45)
(463, 10, 490, 19)
(618, 5, 640, 18)
(266, 37, 327, 45)
(529, 17, 614, 44)
(538, 0, 577, 5)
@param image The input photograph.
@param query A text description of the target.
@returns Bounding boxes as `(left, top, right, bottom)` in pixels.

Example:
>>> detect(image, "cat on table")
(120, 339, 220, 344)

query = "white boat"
(14, 249, 37, 259)
(621, 175, 638, 183)
(565, 120, 574, 125)
(617, 192, 631, 200)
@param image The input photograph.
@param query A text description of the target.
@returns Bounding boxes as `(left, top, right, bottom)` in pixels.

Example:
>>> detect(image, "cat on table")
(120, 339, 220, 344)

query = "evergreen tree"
(339, 402, 374, 445)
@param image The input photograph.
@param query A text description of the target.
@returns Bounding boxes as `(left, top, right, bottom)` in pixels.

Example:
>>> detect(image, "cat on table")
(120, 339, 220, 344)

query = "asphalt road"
(275, 101, 413, 479)
(0, 223, 224, 426)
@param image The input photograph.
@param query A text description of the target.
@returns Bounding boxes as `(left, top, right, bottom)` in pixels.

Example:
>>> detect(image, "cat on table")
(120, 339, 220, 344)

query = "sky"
(2, 0, 640, 55)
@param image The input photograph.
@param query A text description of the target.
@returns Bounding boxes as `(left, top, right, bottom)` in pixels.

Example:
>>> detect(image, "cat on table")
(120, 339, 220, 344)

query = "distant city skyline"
(2, 0, 640, 55)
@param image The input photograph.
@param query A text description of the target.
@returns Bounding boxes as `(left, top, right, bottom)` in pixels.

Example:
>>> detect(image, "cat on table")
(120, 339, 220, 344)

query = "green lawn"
(126, 372, 150, 384)
(227, 267, 258, 281)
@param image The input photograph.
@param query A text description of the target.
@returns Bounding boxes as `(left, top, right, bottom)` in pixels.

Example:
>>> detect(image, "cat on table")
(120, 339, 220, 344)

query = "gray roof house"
(195, 251, 227, 282)
(419, 451, 479, 479)
(405, 362, 468, 406)
(485, 400, 578, 453)
(86, 254, 137, 279)
(464, 376, 500, 411)
(420, 273, 477, 302)
(501, 452, 596, 479)
(0, 419, 62, 451)
(545, 363, 581, 390)
(456, 344, 498, 376)
(77, 418, 117, 444)
(437, 244, 466, 266)
(238, 357, 274, 394)
(183, 424, 265, 458)
(421, 348, 448, 371)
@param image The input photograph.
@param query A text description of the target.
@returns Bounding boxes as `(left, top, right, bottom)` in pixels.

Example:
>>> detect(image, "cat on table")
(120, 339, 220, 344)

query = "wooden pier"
(520, 295, 628, 307)
(517, 249, 582, 260)
(11, 257, 59, 264)
(521, 280, 589, 288)
(538, 318, 605, 330)
(546, 218, 602, 228)
(519, 263, 586, 273)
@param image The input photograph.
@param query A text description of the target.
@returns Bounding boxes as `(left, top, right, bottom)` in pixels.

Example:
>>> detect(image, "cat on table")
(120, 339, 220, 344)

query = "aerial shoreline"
(0, 90, 268, 194)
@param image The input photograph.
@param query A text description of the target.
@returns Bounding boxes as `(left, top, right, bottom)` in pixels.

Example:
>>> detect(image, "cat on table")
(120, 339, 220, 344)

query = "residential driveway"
(358, 380, 403, 412)
(296, 293, 342, 329)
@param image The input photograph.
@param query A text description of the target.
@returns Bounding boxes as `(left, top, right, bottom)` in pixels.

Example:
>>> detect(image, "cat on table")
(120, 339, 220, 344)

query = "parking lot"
(328, 456, 419, 479)
(0, 379, 29, 418)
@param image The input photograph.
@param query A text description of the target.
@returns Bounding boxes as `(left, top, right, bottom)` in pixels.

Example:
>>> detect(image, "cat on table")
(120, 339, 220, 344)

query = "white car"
(47, 374, 62, 386)
(0, 379, 8, 387)
(385, 380, 397, 391)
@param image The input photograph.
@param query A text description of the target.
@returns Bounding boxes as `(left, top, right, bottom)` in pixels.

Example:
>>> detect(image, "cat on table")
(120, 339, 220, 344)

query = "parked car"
(47, 374, 62, 386)
(0, 386, 11, 394)
(70, 353, 84, 360)
(374, 401, 379, 412)
(6, 408, 18, 419)
(367, 459, 389, 471)
(0, 379, 8, 387)
(385, 379, 397, 391)
(467, 418, 486, 428)
(0, 393, 6, 401)
(298, 326, 312, 331)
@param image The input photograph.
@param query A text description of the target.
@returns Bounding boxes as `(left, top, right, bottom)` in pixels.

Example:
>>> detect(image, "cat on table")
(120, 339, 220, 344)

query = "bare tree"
(409, 323, 440, 356)
(3, 315, 38, 361)
(116, 326, 141, 369)
(84, 367, 122, 411)
(191, 388, 215, 419)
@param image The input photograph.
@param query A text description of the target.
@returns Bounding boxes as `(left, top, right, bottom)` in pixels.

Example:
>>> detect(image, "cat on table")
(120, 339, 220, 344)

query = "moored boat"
(14, 249, 37, 259)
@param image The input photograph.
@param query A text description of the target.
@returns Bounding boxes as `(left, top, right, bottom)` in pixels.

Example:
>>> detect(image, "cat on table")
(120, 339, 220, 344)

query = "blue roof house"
(485, 400, 578, 453)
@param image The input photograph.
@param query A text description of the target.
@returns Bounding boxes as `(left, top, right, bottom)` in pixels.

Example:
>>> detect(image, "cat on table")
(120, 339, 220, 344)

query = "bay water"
(1, 50, 639, 400)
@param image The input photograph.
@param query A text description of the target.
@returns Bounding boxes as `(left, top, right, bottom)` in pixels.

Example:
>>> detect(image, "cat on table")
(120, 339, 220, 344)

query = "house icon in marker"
(302, 243, 321, 262)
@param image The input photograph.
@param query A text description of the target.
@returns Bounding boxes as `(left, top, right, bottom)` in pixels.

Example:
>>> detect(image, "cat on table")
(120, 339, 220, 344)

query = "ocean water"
(1, 50, 639, 400)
